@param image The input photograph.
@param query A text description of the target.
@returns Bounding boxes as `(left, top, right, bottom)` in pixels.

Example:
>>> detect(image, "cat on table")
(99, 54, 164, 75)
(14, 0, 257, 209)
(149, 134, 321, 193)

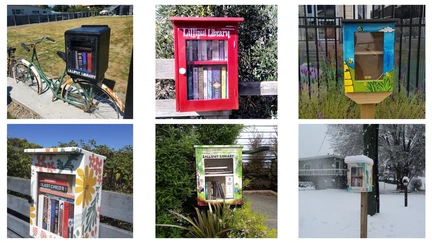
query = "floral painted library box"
(345, 155, 373, 192)
(25, 147, 105, 238)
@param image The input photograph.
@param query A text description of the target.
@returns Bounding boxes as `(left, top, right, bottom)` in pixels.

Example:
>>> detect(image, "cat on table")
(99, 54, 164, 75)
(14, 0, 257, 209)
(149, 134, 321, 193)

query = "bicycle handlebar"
(19, 36, 55, 51)
(20, 42, 30, 52)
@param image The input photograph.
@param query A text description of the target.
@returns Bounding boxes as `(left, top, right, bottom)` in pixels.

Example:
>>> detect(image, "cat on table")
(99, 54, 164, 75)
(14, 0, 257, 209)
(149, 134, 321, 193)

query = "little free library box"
(170, 17, 244, 112)
(195, 145, 243, 206)
(25, 147, 106, 238)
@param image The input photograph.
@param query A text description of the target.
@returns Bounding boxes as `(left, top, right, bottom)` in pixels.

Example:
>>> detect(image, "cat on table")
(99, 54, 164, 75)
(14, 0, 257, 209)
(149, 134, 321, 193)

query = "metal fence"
(7, 12, 96, 27)
(299, 5, 425, 96)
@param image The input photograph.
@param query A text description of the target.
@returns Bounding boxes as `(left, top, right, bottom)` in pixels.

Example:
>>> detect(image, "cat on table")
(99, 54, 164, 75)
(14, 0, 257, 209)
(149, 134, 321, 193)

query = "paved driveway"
(244, 191, 277, 231)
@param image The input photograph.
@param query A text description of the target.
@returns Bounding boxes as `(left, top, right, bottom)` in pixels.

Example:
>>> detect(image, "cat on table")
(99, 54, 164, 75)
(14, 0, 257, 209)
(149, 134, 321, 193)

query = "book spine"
(205, 181, 209, 200)
(201, 41, 207, 61)
(197, 40, 202, 61)
(193, 67, 198, 100)
(207, 40, 212, 60)
(40, 182, 68, 193)
(87, 52, 92, 72)
(37, 194, 44, 227)
(218, 182, 225, 199)
(58, 201, 64, 237)
(68, 203, 74, 238)
(43, 196, 48, 230)
(187, 68, 193, 100)
(186, 41, 190, 62)
(40, 178, 69, 187)
(63, 202, 69, 238)
(198, 67, 204, 100)
(207, 67, 212, 99)
(203, 68, 208, 100)
(192, 40, 198, 61)
(221, 66, 227, 99)
(50, 199, 56, 232)
(77, 52, 83, 69)
(54, 199, 59, 234)
(74, 51, 78, 69)
(219, 40, 224, 60)
(212, 40, 219, 60)
(82, 52, 87, 71)
(212, 67, 221, 99)
(224, 40, 228, 60)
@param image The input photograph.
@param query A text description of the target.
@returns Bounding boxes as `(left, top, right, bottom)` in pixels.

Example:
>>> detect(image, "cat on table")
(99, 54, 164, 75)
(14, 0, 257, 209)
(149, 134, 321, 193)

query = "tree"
(52, 5, 69, 12)
(155, 124, 244, 238)
(327, 124, 425, 190)
(155, 5, 278, 118)
(7, 138, 42, 178)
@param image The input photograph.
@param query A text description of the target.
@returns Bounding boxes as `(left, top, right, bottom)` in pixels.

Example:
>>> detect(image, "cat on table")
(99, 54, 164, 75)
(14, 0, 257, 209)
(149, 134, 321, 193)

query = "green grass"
(7, 16, 133, 95)
(299, 80, 425, 119)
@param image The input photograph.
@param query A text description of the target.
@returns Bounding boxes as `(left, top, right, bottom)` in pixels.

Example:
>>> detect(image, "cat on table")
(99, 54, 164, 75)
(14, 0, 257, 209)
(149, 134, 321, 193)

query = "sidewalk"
(7, 77, 119, 119)
(244, 190, 278, 230)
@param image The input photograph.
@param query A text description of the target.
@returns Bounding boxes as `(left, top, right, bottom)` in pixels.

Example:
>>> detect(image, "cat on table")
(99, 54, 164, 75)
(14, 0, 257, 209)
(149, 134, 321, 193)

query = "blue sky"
(8, 124, 133, 150)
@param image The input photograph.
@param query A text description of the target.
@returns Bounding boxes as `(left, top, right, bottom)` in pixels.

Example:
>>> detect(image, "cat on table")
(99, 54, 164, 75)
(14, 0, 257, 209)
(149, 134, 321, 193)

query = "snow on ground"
(299, 189, 425, 238)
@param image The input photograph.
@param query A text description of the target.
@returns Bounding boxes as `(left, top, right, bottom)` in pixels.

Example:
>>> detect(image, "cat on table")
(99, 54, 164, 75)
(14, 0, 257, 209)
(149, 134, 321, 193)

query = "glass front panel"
(354, 32, 384, 80)
(186, 40, 228, 100)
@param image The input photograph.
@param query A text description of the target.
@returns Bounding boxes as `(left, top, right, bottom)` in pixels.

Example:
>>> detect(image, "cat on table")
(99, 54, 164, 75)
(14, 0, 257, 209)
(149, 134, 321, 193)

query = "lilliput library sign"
(182, 28, 232, 39)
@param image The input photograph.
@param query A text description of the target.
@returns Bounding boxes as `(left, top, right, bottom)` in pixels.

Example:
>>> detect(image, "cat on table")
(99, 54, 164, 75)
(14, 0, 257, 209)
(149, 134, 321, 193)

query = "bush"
(410, 178, 423, 191)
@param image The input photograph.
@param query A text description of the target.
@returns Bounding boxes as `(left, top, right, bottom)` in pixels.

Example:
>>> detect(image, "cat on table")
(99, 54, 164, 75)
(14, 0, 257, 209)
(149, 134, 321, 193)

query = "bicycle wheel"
(62, 81, 121, 119)
(13, 60, 42, 94)
(7, 59, 17, 78)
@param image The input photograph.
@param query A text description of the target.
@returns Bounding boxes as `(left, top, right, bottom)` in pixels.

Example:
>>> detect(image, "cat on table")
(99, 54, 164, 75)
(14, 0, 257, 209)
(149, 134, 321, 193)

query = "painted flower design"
(76, 165, 97, 207)
(40, 231, 47, 238)
(32, 226, 38, 236)
(46, 161, 56, 173)
(386, 72, 390, 77)
(29, 206, 36, 225)
(89, 154, 103, 177)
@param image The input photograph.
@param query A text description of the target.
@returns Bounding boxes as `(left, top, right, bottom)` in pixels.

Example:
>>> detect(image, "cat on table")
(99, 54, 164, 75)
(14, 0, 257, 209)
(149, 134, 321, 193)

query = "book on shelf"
(221, 66, 227, 99)
(212, 67, 221, 99)
(207, 67, 213, 99)
(87, 52, 92, 72)
(224, 41, 228, 61)
(198, 67, 204, 100)
(187, 67, 193, 100)
(219, 40, 224, 60)
(207, 40, 212, 60)
(68, 202, 74, 238)
(212, 40, 219, 60)
(42, 196, 49, 230)
(205, 181, 209, 200)
(58, 201, 64, 237)
(192, 40, 198, 61)
(203, 68, 208, 100)
(39, 187, 74, 200)
(193, 67, 199, 100)
(197, 40, 202, 61)
(201, 41, 207, 61)
(217, 182, 225, 199)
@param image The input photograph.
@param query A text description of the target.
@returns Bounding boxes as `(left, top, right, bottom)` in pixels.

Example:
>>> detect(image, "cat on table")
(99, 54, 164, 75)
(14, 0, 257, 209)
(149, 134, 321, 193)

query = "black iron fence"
(7, 12, 96, 27)
(299, 5, 425, 96)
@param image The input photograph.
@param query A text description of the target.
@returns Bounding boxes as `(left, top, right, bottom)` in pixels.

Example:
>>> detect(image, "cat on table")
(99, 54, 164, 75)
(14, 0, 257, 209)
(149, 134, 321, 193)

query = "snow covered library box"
(195, 145, 243, 206)
(345, 155, 373, 192)
(170, 17, 244, 112)
(25, 147, 106, 238)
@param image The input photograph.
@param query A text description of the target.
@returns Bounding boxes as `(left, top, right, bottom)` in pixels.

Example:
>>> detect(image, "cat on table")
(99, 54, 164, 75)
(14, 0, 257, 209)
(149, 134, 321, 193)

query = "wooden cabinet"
(170, 17, 244, 112)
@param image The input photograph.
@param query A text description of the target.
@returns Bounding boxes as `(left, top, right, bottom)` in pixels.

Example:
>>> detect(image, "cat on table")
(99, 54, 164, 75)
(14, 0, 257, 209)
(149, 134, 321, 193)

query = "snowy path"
(299, 189, 425, 238)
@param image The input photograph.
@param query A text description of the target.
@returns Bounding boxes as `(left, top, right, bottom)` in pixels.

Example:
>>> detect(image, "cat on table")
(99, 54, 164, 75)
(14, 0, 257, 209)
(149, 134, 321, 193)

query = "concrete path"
(7, 77, 121, 119)
(244, 191, 278, 231)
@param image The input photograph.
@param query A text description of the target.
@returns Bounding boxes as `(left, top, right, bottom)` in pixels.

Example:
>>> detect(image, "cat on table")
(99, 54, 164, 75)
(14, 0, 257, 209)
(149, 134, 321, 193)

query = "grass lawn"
(7, 16, 133, 96)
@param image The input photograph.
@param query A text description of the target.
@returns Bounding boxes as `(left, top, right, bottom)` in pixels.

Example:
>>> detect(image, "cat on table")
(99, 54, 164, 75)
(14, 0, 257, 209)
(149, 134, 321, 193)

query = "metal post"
(404, 184, 408, 207)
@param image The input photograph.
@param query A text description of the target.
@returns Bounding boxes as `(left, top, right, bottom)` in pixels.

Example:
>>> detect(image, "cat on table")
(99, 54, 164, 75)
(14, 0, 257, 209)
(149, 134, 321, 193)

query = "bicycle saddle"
(57, 51, 67, 62)
(7, 47, 16, 52)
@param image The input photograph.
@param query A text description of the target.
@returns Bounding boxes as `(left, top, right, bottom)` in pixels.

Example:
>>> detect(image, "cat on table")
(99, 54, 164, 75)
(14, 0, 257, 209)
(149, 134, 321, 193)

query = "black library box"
(65, 25, 110, 83)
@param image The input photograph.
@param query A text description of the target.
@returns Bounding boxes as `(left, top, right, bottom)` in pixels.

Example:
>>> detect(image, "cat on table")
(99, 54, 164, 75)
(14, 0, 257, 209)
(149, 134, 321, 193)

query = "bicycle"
(13, 36, 124, 119)
(7, 46, 17, 77)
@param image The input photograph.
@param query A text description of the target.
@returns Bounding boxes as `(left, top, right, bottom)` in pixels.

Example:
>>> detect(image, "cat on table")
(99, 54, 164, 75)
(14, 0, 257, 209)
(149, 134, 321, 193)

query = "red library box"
(170, 17, 244, 112)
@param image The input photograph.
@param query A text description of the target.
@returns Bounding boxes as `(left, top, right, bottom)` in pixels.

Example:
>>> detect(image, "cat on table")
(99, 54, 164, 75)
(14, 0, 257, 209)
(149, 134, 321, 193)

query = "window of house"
(12, 9, 24, 15)
(32, 11, 40, 14)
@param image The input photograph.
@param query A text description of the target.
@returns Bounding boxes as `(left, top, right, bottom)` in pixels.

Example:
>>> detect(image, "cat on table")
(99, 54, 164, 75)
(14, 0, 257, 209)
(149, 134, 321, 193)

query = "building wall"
(299, 156, 345, 170)
(8, 5, 51, 15)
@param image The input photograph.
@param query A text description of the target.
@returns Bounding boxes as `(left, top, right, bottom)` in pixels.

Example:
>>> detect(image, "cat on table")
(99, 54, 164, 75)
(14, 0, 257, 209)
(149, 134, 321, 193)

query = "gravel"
(7, 100, 41, 119)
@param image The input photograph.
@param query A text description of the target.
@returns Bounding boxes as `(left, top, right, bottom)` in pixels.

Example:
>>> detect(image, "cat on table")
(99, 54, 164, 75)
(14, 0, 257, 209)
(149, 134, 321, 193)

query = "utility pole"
(363, 124, 380, 215)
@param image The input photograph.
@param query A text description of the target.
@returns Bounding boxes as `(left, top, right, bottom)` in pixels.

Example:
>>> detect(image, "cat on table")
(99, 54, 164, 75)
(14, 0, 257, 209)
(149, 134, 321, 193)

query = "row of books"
(205, 181, 227, 200)
(351, 167, 362, 176)
(38, 194, 75, 238)
(187, 40, 228, 61)
(351, 178, 363, 187)
(187, 66, 228, 100)
(70, 48, 93, 73)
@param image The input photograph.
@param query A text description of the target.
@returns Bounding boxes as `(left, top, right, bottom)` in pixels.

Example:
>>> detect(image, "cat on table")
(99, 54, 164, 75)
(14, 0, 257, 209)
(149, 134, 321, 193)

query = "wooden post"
(360, 104, 375, 119)
(360, 192, 368, 238)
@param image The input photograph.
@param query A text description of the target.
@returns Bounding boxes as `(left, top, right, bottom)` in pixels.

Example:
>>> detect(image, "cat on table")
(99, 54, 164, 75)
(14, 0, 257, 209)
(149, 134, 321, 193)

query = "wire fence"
(299, 5, 425, 97)
(7, 12, 96, 27)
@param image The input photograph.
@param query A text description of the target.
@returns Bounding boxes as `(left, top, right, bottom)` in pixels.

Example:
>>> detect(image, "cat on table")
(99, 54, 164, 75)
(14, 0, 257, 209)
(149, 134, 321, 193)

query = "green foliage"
(155, 5, 278, 118)
(7, 138, 42, 178)
(227, 201, 276, 238)
(156, 124, 245, 238)
(157, 203, 231, 238)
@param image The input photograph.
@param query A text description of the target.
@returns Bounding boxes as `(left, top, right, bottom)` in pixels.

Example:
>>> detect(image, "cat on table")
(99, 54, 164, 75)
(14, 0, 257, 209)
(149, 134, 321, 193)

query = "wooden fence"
(156, 59, 278, 118)
(7, 12, 96, 27)
(7, 176, 133, 238)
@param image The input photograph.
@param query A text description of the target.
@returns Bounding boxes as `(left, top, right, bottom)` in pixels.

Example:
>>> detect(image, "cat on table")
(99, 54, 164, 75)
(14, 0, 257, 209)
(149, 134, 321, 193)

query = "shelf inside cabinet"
(39, 188, 75, 200)
(188, 60, 228, 65)
(355, 51, 383, 55)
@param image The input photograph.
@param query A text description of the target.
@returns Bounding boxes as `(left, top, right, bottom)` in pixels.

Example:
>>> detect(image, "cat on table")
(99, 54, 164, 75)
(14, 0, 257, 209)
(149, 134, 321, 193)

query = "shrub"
(410, 178, 423, 191)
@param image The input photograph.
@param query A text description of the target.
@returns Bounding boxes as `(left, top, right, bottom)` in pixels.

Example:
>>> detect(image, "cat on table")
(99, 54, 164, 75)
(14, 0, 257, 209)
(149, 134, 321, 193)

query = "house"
(299, 154, 347, 189)
(7, 5, 51, 15)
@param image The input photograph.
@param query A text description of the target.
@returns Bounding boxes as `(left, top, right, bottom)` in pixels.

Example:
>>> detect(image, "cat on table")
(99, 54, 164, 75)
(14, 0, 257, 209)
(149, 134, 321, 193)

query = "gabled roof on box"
(170, 17, 244, 24)
(24, 147, 106, 159)
(345, 155, 373, 165)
